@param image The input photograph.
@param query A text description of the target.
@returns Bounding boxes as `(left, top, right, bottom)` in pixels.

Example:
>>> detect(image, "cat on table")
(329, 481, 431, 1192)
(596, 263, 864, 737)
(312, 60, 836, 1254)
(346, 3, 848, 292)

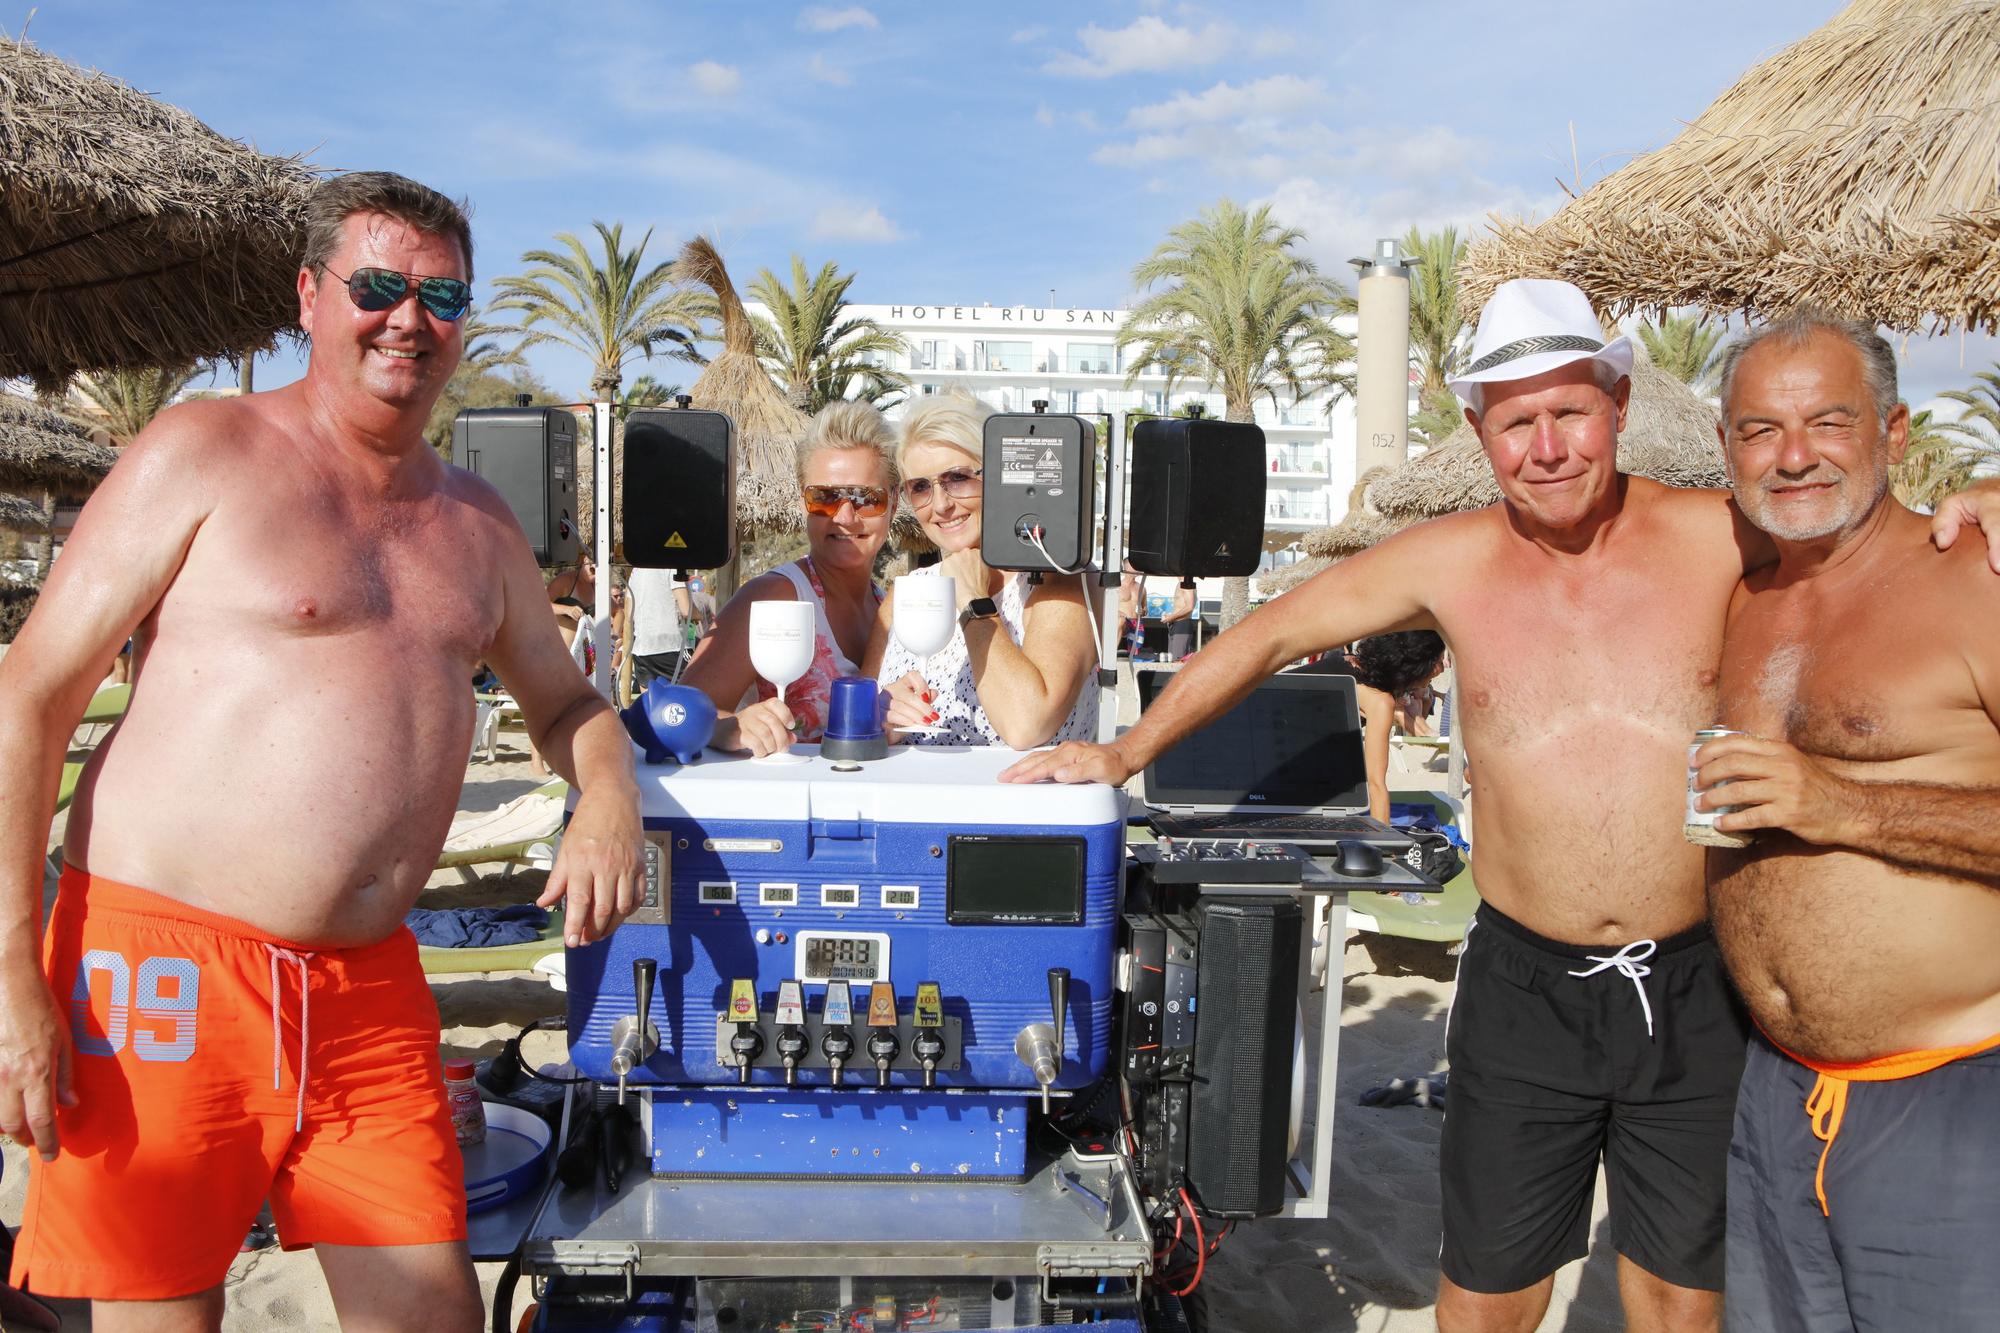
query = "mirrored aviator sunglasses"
(802, 483, 889, 517)
(336, 266, 472, 321)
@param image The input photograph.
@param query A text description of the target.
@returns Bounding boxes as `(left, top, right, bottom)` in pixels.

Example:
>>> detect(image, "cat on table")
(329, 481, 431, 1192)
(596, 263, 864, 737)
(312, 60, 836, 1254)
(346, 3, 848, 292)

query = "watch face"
(964, 597, 998, 619)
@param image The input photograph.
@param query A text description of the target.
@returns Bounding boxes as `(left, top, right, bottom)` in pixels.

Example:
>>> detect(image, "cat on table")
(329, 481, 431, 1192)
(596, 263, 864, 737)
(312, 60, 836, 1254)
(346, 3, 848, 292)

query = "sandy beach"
(5, 721, 1621, 1333)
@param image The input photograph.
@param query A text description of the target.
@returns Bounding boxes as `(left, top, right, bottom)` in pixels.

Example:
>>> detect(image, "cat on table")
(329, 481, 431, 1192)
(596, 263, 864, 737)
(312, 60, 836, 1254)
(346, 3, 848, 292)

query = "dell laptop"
(1137, 667, 1414, 852)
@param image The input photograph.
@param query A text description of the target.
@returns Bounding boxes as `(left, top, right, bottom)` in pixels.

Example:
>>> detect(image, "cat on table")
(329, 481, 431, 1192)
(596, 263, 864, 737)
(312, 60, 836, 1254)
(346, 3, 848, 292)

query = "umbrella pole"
(592, 398, 613, 697)
(1096, 410, 1127, 745)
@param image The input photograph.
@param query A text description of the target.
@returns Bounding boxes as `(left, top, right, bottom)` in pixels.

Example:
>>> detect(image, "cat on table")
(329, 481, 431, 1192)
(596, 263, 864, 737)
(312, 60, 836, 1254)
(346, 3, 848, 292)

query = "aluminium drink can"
(1686, 727, 1752, 849)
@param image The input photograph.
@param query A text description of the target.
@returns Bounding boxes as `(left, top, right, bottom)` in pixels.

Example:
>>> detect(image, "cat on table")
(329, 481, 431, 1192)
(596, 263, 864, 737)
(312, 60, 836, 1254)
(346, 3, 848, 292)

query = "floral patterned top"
(751, 559, 881, 742)
(876, 571, 1099, 747)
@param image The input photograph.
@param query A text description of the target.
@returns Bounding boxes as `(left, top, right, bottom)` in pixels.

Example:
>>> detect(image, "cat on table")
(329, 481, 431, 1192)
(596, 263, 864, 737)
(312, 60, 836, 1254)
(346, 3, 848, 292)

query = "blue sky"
(19, 0, 1996, 405)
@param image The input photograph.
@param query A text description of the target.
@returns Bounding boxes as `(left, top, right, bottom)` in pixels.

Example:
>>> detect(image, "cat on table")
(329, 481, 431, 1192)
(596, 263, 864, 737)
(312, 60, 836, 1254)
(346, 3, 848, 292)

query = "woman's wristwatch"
(957, 596, 998, 629)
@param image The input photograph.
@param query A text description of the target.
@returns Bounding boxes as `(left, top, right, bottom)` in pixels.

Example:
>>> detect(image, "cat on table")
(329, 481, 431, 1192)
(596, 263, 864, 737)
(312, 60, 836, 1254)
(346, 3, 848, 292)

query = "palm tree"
(1892, 408, 1982, 511)
(65, 363, 207, 444)
(1936, 366, 2000, 460)
(621, 374, 682, 408)
(1637, 312, 1727, 392)
(488, 221, 705, 400)
(1402, 225, 1468, 401)
(1118, 199, 1350, 627)
(747, 257, 908, 413)
(460, 305, 527, 376)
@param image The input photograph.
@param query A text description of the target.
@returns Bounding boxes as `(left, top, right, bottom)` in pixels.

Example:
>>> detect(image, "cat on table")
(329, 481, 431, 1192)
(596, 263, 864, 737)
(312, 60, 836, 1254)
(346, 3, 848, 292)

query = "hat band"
(1465, 333, 1604, 376)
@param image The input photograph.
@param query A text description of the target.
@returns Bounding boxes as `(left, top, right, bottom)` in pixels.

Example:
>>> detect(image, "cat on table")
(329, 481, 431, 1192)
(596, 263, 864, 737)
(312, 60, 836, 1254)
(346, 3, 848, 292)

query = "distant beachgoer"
(0, 171, 642, 1329)
(1700, 312, 2000, 1330)
(681, 401, 895, 756)
(1345, 631, 1446, 822)
(1006, 278, 2000, 1333)
(628, 565, 691, 693)
(1156, 577, 1196, 661)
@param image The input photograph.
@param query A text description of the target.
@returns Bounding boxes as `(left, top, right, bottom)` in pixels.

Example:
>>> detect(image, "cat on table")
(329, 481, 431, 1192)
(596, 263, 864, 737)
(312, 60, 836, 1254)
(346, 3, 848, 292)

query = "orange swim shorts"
(9, 867, 466, 1301)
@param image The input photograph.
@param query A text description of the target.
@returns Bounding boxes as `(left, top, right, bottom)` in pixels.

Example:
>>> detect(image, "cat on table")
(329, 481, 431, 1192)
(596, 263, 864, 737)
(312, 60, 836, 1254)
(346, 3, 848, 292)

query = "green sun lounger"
(1345, 789, 1480, 944)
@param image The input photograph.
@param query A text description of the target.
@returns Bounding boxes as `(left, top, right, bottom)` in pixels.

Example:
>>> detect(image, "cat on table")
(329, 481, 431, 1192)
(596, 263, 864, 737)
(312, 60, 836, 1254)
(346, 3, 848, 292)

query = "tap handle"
(633, 957, 657, 1030)
(1047, 967, 1070, 1063)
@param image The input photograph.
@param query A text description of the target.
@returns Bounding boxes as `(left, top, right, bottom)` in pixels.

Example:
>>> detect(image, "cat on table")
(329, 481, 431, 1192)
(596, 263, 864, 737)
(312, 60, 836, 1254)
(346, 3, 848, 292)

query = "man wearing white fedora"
(1007, 278, 2000, 1331)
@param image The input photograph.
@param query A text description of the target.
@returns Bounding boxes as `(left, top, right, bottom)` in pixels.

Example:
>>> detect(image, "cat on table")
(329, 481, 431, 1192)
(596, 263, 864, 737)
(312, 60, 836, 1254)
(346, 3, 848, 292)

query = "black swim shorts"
(1725, 1035, 2000, 1332)
(1440, 902, 1749, 1294)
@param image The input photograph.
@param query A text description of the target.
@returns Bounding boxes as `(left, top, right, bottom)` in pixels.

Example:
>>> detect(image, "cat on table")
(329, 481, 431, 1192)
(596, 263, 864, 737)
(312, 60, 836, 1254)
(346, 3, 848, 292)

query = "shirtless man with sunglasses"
(0, 172, 643, 1331)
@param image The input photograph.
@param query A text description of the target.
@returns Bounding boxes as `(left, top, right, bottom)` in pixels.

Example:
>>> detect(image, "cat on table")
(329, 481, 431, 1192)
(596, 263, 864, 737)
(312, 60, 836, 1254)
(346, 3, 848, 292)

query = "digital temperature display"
(799, 932, 889, 983)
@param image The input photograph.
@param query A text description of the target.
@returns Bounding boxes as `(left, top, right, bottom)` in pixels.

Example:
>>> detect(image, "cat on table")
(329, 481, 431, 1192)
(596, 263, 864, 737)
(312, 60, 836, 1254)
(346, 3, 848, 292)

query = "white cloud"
(799, 6, 878, 32)
(1126, 75, 1325, 130)
(811, 204, 907, 244)
(689, 61, 741, 96)
(1043, 16, 1230, 78)
(808, 54, 851, 86)
(1034, 103, 1056, 128)
(1011, 25, 1048, 44)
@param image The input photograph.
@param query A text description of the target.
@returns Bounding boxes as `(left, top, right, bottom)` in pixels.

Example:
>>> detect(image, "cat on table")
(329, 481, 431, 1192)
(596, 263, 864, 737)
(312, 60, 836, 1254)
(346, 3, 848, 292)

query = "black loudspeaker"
(980, 410, 1098, 573)
(1187, 895, 1301, 1218)
(1126, 417, 1265, 577)
(453, 407, 579, 566)
(622, 406, 737, 570)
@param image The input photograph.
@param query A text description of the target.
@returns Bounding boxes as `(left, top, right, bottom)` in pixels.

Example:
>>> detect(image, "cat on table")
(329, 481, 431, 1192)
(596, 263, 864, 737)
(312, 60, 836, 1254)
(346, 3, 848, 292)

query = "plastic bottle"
(443, 1057, 486, 1147)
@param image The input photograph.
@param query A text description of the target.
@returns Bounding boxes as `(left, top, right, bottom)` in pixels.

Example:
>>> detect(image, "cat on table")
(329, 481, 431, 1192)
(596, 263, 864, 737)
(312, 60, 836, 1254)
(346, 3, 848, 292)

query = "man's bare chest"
(1720, 590, 1967, 764)
(181, 493, 504, 658)
(1440, 570, 1728, 740)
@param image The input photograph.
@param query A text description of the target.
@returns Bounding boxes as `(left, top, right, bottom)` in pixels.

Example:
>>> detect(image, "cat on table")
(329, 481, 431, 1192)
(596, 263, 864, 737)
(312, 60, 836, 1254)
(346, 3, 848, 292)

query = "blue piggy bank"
(620, 681, 717, 766)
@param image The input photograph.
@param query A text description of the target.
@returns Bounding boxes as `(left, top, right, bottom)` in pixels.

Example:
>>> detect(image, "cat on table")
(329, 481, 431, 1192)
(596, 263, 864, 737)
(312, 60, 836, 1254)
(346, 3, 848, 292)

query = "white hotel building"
(834, 303, 1362, 575)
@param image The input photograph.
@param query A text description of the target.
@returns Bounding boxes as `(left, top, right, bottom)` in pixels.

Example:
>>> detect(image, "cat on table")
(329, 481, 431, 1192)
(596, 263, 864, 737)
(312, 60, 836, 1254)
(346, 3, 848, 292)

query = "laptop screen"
(1137, 668, 1370, 811)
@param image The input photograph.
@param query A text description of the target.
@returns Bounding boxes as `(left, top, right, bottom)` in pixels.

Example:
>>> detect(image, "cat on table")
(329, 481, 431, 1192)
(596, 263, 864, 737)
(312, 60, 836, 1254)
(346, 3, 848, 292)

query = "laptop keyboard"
(1160, 813, 1385, 835)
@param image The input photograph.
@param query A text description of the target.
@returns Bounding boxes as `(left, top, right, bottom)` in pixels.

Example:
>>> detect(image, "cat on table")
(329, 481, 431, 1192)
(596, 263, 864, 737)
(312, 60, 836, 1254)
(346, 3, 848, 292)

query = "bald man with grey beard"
(1698, 311, 2000, 1332)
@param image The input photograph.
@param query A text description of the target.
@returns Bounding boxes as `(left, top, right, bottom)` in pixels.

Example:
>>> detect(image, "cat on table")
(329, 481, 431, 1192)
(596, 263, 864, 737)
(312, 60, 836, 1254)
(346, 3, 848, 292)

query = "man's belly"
(1465, 734, 1711, 944)
(65, 689, 475, 948)
(1709, 844, 2000, 1062)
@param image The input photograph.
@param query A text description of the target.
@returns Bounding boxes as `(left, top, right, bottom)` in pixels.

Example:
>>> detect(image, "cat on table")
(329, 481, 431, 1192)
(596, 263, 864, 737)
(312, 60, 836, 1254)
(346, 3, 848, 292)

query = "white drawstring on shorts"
(265, 945, 315, 1131)
(1567, 939, 1658, 1039)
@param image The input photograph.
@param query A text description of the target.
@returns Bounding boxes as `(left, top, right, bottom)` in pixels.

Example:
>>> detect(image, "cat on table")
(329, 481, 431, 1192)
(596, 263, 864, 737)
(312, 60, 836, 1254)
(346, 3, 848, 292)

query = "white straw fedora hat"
(1447, 278, 1633, 407)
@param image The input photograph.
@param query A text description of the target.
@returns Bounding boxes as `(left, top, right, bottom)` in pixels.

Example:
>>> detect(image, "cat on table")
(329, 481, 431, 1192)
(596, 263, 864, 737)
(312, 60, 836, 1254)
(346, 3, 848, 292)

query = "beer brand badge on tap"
(913, 982, 943, 1028)
(867, 982, 898, 1028)
(729, 978, 757, 1022)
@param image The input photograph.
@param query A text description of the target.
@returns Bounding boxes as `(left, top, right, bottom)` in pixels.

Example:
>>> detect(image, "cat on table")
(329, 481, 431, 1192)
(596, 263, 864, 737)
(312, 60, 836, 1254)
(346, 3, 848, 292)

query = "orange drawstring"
(1765, 1027, 2000, 1219)
(1804, 1073, 1848, 1218)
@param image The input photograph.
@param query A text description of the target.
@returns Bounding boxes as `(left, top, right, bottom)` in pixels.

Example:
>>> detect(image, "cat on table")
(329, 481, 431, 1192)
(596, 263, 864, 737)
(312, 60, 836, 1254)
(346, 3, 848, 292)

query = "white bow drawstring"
(1567, 938, 1658, 1039)
(265, 946, 315, 1131)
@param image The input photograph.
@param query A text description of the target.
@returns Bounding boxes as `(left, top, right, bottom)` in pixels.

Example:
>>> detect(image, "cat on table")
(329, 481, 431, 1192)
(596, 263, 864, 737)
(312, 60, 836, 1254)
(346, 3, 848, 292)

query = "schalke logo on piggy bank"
(620, 682, 716, 766)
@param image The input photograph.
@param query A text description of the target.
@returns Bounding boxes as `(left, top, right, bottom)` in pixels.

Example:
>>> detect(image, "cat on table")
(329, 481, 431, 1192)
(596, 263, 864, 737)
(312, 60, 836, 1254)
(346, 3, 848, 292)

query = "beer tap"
(726, 978, 764, 1085)
(911, 981, 946, 1089)
(608, 957, 660, 1107)
(820, 981, 856, 1086)
(865, 981, 901, 1089)
(773, 980, 808, 1087)
(1014, 966, 1070, 1115)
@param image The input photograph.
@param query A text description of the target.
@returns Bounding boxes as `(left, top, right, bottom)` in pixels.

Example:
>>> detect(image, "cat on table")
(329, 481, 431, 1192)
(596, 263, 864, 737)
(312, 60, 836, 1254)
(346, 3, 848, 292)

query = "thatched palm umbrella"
(1366, 345, 1725, 520)
(0, 491, 43, 532)
(0, 390, 118, 575)
(1255, 509, 1409, 597)
(672, 237, 811, 591)
(0, 37, 316, 393)
(1462, 0, 2000, 332)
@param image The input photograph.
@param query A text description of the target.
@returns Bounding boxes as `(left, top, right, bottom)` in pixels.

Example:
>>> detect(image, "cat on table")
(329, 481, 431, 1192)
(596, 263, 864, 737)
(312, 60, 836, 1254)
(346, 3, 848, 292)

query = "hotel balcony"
(1263, 495, 1331, 530)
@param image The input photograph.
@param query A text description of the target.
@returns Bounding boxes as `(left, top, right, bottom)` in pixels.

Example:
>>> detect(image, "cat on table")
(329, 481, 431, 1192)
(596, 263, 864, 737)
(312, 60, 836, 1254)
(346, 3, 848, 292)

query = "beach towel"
(405, 905, 550, 949)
